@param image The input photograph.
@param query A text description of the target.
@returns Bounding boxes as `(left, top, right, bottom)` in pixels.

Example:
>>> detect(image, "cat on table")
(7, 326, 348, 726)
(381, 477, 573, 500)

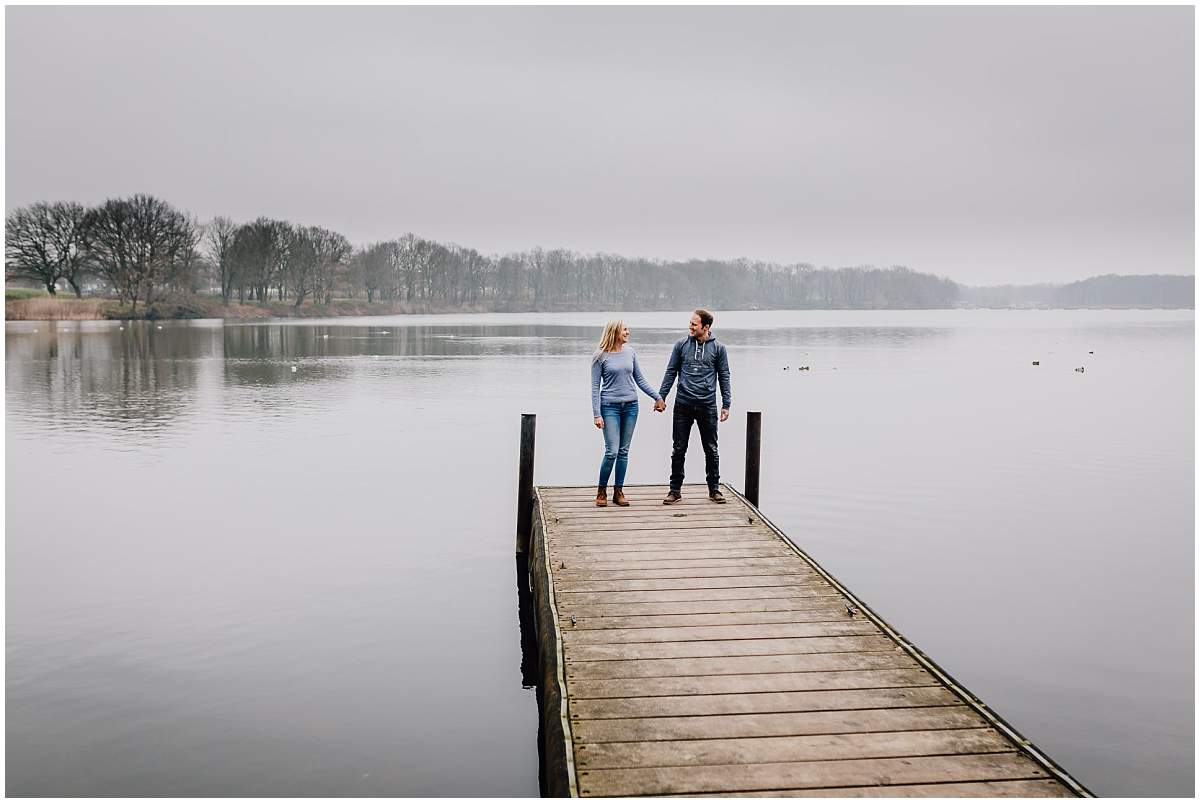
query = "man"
(654, 308, 732, 504)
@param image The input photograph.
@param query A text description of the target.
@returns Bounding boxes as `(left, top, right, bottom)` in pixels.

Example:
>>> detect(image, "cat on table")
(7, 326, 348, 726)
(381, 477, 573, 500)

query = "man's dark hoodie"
(658, 333, 732, 409)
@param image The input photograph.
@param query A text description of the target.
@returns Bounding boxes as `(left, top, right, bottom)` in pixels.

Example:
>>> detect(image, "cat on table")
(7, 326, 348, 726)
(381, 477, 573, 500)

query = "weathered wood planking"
(530, 483, 1090, 798)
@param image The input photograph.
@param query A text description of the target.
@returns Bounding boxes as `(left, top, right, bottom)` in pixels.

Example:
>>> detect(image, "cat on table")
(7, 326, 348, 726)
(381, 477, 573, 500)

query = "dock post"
(516, 413, 536, 554)
(745, 410, 761, 507)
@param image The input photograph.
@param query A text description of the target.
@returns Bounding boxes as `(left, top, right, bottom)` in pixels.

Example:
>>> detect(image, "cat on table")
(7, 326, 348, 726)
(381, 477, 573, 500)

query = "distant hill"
(958, 274, 1194, 309)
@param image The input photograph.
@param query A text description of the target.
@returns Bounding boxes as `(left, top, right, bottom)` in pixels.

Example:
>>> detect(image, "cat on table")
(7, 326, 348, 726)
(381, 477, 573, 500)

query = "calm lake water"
(5, 309, 1194, 796)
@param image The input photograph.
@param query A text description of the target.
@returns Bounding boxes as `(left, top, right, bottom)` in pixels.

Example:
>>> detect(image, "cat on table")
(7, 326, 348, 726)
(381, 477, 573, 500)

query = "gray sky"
(5, 6, 1194, 285)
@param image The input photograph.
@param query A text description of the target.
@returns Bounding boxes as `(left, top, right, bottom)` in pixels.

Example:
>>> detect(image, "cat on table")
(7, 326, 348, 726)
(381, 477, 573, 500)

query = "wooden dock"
(523, 482, 1091, 798)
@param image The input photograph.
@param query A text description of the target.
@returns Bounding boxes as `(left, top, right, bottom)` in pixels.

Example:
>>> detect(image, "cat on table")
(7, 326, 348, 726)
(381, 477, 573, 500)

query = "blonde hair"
(593, 320, 625, 362)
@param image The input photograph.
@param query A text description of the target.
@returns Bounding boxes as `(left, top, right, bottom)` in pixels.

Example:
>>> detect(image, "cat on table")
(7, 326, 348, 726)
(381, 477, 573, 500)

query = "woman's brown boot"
(613, 487, 629, 506)
(595, 487, 607, 507)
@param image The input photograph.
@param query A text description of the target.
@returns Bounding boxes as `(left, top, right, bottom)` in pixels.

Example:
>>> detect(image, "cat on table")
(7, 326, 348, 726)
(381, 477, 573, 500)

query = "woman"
(590, 320, 663, 507)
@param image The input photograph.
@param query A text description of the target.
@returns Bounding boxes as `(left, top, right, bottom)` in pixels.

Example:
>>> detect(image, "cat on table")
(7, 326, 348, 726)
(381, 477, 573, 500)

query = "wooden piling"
(745, 410, 761, 507)
(516, 413, 536, 554)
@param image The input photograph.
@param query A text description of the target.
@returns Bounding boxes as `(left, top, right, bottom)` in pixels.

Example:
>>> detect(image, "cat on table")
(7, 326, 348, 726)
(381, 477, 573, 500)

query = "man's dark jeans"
(670, 401, 719, 493)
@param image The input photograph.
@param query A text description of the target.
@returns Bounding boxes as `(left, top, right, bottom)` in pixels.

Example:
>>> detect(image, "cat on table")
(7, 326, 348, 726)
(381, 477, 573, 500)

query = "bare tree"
(160, 214, 203, 298)
(205, 216, 239, 304)
(313, 227, 351, 305)
(283, 225, 351, 307)
(284, 226, 319, 306)
(526, 247, 547, 307)
(83, 195, 194, 313)
(5, 201, 91, 297)
(394, 233, 422, 301)
(228, 218, 290, 303)
(357, 242, 392, 302)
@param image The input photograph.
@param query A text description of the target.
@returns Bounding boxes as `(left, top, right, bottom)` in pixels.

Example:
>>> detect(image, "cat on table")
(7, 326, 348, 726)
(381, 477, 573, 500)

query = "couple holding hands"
(589, 308, 732, 507)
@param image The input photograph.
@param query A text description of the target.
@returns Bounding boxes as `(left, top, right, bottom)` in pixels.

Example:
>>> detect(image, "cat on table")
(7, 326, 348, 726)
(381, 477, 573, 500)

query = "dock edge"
(528, 488, 580, 797)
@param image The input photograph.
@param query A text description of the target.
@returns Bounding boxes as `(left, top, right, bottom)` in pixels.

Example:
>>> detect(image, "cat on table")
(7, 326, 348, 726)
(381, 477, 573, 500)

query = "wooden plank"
(547, 499, 725, 509)
(552, 522, 755, 532)
(570, 686, 959, 720)
(556, 576, 826, 593)
(549, 507, 731, 513)
(569, 669, 939, 699)
(542, 482, 709, 489)
(550, 548, 796, 564)
(564, 635, 897, 661)
(551, 508, 738, 517)
(549, 498, 750, 508)
(540, 484, 708, 497)
(547, 504, 746, 514)
(543, 485, 715, 497)
(570, 705, 987, 742)
(575, 727, 1009, 769)
(561, 621, 880, 644)
(564, 652, 917, 680)
(552, 520, 757, 533)
(546, 495, 721, 503)
(550, 539, 784, 551)
(558, 587, 844, 606)
(550, 525, 764, 538)
(555, 564, 813, 581)
(552, 538, 781, 552)
(551, 509, 754, 519)
(549, 508, 751, 520)
(555, 547, 792, 560)
(567, 610, 854, 629)
(552, 525, 770, 538)
(559, 598, 864, 618)
(559, 557, 807, 572)
(681, 779, 1077, 797)
(552, 535, 765, 546)
(554, 547, 796, 561)
(551, 532, 777, 547)
(577, 753, 1051, 797)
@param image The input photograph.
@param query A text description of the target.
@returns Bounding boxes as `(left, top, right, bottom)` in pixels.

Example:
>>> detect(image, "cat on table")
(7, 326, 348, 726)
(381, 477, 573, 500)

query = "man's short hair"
(694, 308, 714, 328)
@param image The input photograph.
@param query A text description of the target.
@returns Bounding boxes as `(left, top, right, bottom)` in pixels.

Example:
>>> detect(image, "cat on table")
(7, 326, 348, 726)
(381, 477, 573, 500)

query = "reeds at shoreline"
(5, 298, 113, 321)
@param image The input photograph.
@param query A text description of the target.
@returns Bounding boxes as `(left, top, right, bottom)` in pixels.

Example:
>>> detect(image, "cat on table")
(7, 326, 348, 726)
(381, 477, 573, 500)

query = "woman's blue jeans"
(598, 400, 638, 488)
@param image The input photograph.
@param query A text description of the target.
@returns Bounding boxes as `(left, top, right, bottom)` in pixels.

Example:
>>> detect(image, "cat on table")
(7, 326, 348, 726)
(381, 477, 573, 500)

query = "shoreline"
(6, 295, 1194, 323)
(3, 296, 505, 322)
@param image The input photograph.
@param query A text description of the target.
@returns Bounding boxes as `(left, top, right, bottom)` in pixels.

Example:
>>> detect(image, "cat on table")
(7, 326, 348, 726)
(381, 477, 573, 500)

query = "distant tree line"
(349, 245, 960, 310)
(6, 193, 966, 311)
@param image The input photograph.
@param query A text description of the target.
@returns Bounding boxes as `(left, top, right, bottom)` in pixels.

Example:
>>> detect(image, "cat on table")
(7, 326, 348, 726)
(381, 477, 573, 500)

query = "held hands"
(720, 408, 730, 422)
(597, 403, 718, 420)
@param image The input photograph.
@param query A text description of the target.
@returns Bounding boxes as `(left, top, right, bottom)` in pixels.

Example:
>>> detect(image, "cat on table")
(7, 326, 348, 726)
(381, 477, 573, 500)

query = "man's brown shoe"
(663, 491, 682, 505)
(613, 488, 629, 506)
(709, 490, 727, 504)
(595, 487, 607, 507)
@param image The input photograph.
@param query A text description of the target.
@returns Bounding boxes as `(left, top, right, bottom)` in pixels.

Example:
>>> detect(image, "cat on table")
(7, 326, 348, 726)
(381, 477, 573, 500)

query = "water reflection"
(5, 319, 956, 441)
(513, 554, 548, 796)
(223, 323, 584, 360)
(5, 324, 218, 437)
(514, 556, 539, 691)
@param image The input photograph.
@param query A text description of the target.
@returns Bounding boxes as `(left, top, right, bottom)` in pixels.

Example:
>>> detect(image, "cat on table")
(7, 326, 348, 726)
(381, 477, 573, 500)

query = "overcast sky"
(5, 6, 1194, 285)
